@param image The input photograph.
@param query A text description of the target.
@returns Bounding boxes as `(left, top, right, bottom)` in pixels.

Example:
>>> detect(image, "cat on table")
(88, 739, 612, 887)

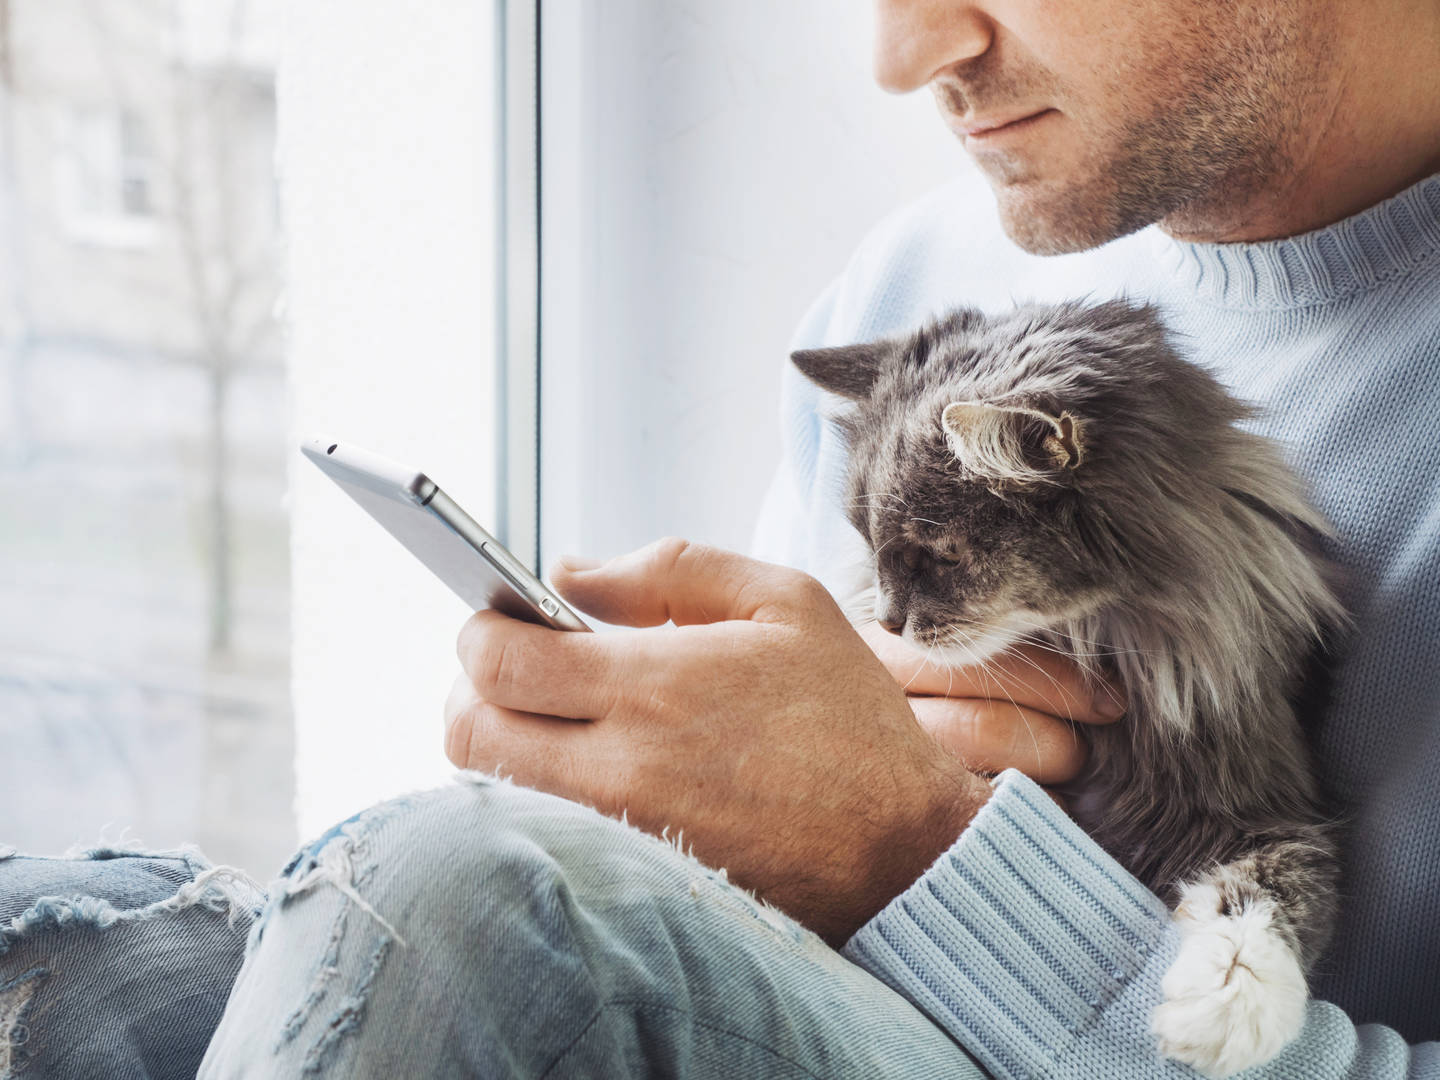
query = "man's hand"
(857, 622, 1125, 789)
(444, 538, 992, 945)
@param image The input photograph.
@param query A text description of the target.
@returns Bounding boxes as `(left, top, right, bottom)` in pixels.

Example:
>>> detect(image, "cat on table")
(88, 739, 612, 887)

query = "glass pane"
(0, 0, 292, 877)
(118, 109, 155, 216)
(66, 108, 120, 218)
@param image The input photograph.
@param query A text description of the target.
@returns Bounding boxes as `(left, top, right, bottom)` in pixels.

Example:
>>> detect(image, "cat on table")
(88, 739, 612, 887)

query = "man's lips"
(951, 108, 1058, 141)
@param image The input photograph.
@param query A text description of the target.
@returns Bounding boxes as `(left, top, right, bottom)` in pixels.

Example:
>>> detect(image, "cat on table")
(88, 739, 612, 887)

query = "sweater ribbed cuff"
(841, 770, 1172, 1079)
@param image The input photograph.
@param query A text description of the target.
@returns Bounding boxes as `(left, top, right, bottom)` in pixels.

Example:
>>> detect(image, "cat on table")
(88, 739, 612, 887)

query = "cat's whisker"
(870, 533, 903, 559)
(945, 629, 1046, 778)
(845, 491, 909, 508)
(1027, 639, 1151, 664)
(1011, 618, 1113, 651)
(900, 643, 934, 693)
(902, 639, 941, 694)
(994, 642, 1082, 723)
(1010, 635, 1106, 659)
(995, 645, 1084, 754)
(1009, 619, 1158, 659)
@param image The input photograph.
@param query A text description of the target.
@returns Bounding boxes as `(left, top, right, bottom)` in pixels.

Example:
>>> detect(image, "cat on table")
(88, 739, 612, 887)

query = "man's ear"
(790, 342, 892, 400)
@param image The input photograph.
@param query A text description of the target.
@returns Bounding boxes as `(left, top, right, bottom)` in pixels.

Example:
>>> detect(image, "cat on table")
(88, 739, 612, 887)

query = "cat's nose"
(878, 615, 906, 636)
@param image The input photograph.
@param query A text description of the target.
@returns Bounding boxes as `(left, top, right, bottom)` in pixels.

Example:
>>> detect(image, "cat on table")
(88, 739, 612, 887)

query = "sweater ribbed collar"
(1157, 172, 1440, 309)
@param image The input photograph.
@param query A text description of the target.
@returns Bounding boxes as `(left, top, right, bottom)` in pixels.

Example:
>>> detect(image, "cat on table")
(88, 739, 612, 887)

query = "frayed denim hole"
(298, 936, 393, 1077)
(274, 898, 351, 1051)
(0, 965, 48, 1077)
(282, 791, 424, 884)
(277, 845, 309, 880)
(270, 799, 417, 1052)
(0, 867, 263, 961)
(453, 768, 509, 790)
(276, 802, 410, 946)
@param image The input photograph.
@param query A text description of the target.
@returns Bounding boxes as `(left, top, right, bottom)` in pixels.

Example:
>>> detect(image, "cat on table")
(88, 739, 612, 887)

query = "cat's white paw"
(1152, 882, 1308, 1078)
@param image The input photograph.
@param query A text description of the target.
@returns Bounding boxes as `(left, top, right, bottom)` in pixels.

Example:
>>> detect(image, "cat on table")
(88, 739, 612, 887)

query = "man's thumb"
(549, 537, 795, 628)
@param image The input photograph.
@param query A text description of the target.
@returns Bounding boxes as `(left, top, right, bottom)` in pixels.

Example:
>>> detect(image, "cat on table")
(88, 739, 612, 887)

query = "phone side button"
(539, 596, 560, 617)
(480, 540, 529, 584)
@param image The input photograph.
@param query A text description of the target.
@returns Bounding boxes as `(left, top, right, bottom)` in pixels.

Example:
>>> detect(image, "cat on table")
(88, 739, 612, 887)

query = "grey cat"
(792, 298, 1343, 1078)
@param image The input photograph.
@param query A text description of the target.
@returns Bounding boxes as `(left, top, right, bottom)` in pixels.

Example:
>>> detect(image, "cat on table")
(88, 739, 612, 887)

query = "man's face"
(874, 0, 1330, 254)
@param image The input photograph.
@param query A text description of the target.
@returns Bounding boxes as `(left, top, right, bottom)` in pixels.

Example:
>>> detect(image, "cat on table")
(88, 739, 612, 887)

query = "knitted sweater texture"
(752, 170, 1440, 1077)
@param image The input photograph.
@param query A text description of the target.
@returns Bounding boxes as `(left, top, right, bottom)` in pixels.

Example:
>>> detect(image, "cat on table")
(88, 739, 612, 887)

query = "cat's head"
(792, 299, 1261, 662)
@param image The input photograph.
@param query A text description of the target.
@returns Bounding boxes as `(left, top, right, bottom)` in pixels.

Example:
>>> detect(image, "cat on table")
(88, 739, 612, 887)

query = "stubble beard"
(969, 5, 1321, 256)
(994, 94, 1294, 256)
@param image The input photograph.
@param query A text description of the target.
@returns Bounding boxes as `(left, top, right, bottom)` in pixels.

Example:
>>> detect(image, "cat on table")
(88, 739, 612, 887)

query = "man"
(7, 0, 1437, 1076)
(207, 0, 1440, 1074)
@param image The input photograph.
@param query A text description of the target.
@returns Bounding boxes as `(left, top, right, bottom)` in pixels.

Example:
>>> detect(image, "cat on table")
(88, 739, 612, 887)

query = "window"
(57, 105, 159, 244)
(2, 0, 290, 877)
(117, 110, 155, 216)
(8, 0, 961, 872)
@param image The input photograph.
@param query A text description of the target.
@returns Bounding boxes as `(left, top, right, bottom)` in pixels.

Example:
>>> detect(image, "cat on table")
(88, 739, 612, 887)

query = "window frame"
(494, 0, 541, 572)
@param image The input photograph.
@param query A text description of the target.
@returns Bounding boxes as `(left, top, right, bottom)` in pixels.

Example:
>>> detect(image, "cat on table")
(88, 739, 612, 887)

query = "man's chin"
(988, 180, 1151, 257)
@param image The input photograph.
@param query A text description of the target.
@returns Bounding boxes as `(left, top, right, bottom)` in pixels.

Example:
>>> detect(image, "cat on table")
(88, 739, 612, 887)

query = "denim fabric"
(199, 775, 988, 1078)
(0, 842, 264, 1079)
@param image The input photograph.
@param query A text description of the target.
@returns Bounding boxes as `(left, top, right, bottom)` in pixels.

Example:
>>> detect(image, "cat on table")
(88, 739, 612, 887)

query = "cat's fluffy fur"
(793, 299, 1343, 1078)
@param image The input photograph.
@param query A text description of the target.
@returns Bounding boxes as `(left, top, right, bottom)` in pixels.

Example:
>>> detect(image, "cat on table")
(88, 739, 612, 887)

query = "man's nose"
(872, 0, 993, 94)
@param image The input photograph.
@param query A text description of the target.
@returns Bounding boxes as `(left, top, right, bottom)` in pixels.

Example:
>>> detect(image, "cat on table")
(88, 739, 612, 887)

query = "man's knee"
(270, 775, 627, 947)
(212, 776, 625, 1078)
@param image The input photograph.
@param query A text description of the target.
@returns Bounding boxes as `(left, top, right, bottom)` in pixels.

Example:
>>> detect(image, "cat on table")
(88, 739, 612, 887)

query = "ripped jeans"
(2, 776, 987, 1078)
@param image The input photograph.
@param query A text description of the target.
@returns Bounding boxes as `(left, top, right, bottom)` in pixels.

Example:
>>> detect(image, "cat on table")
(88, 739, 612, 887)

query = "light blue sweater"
(753, 170, 1440, 1077)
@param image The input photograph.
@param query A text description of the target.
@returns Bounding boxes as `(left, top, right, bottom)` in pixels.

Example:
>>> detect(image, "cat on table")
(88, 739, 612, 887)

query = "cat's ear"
(790, 342, 893, 400)
(941, 401, 1084, 480)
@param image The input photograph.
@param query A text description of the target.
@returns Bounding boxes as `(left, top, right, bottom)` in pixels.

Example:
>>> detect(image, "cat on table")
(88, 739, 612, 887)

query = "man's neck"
(1160, 4, 1440, 245)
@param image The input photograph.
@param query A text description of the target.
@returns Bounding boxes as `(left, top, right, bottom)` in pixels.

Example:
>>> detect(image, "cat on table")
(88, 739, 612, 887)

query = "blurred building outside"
(0, 0, 294, 877)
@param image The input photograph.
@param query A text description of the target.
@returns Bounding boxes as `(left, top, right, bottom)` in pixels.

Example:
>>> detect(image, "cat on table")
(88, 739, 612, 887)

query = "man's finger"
(456, 609, 627, 719)
(443, 691, 612, 803)
(550, 537, 832, 628)
(909, 696, 1089, 785)
(860, 621, 1125, 724)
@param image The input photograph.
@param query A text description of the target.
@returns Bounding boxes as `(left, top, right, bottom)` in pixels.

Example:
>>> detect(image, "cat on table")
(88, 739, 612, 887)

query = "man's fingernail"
(558, 554, 602, 572)
(1093, 686, 1126, 719)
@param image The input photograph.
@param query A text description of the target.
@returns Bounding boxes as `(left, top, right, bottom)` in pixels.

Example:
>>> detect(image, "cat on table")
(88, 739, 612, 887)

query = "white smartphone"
(301, 438, 590, 632)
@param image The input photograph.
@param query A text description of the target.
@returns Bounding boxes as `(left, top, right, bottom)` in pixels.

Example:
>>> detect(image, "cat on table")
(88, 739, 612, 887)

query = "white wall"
(281, 1, 498, 836)
(540, 1, 970, 570)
